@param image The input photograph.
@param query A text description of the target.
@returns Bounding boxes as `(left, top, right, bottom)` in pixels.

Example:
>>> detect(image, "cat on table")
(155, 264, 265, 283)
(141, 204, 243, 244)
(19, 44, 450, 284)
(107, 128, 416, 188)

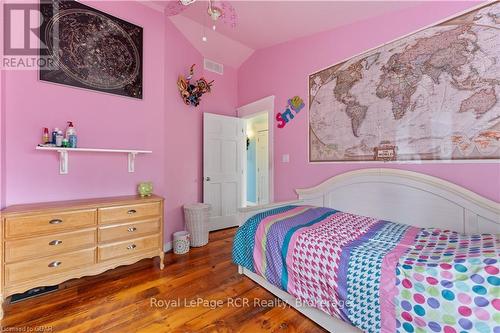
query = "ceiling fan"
(166, 0, 238, 30)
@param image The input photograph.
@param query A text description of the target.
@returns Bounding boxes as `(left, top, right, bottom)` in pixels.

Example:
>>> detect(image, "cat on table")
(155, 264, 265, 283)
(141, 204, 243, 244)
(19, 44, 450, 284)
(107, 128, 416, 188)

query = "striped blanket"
(232, 205, 499, 333)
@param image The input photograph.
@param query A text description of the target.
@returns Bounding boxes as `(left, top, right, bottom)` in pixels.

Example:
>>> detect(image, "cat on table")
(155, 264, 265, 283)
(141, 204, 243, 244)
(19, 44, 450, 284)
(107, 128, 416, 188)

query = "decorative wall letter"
(276, 96, 304, 128)
(289, 96, 305, 113)
(276, 113, 286, 128)
(282, 108, 295, 123)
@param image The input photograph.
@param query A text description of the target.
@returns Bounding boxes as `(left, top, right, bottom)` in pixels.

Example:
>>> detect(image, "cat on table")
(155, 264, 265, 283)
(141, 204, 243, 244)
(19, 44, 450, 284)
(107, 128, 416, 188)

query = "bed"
(233, 169, 500, 333)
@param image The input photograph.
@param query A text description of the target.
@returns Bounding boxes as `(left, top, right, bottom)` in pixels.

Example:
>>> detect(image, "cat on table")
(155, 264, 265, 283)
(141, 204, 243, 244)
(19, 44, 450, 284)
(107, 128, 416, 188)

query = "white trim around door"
(237, 96, 275, 204)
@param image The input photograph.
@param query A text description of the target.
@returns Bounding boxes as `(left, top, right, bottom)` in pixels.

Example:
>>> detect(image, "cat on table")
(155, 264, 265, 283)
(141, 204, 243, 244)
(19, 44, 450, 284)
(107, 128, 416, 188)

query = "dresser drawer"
(98, 235, 159, 261)
(99, 219, 160, 243)
(4, 248, 96, 285)
(5, 210, 96, 238)
(5, 229, 96, 263)
(98, 202, 161, 224)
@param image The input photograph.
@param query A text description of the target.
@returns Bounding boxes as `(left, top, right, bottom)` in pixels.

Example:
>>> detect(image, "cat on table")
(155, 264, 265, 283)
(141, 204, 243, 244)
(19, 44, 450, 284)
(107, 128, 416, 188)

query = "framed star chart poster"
(309, 2, 499, 162)
(39, 0, 143, 99)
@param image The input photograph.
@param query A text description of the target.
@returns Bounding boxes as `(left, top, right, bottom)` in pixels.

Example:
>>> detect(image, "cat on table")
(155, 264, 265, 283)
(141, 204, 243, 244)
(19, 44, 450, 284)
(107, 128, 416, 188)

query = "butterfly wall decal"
(177, 64, 214, 107)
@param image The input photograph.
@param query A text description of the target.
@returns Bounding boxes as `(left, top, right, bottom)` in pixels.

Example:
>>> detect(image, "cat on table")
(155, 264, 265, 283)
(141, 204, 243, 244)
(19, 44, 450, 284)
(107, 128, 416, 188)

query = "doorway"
(237, 95, 274, 207)
(202, 95, 274, 231)
(246, 113, 269, 206)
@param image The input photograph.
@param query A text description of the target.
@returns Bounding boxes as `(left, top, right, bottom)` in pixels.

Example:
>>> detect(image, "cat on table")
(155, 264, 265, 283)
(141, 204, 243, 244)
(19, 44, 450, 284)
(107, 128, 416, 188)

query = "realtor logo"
(3, 3, 46, 55)
(2, 2, 54, 69)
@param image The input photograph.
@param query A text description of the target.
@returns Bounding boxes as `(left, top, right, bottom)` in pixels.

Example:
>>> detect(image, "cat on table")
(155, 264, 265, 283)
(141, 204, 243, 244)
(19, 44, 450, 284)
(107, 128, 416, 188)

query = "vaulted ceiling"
(152, 1, 426, 67)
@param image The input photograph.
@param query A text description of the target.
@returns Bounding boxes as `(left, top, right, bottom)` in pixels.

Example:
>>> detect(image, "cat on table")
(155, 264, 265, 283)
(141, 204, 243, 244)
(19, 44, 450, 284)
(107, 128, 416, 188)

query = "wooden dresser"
(0, 195, 164, 318)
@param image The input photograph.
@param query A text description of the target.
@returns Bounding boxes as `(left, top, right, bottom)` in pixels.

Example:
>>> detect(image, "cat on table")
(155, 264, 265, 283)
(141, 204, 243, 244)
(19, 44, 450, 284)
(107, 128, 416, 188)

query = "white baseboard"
(208, 215, 239, 231)
(163, 241, 172, 253)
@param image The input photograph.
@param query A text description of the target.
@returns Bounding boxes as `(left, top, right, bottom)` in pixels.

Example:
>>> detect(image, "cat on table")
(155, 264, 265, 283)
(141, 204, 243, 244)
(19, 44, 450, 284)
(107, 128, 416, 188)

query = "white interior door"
(256, 130, 269, 205)
(203, 113, 245, 231)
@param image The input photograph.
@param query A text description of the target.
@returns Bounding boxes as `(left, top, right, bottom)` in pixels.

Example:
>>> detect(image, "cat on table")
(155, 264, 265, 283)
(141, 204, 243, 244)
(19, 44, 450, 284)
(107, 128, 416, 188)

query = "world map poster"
(309, 2, 499, 162)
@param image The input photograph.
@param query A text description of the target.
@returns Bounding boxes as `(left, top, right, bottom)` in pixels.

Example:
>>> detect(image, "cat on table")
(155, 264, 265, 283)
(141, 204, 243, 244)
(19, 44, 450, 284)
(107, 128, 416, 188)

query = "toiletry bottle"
(62, 138, 69, 148)
(56, 130, 64, 147)
(66, 121, 77, 148)
(52, 128, 59, 144)
(42, 128, 50, 144)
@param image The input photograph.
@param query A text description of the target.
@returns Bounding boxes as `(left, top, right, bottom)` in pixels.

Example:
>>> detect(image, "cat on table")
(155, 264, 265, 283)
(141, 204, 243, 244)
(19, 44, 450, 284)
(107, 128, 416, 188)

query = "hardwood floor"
(1, 228, 326, 333)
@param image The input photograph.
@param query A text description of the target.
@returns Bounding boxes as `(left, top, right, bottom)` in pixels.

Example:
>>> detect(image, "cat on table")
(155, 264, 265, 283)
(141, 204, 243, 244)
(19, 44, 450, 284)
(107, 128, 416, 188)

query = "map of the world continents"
(309, 3, 499, 162)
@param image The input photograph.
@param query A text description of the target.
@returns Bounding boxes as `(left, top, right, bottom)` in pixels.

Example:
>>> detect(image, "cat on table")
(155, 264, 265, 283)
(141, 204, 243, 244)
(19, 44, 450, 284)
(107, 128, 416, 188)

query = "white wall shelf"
(36, 146, 152, 175)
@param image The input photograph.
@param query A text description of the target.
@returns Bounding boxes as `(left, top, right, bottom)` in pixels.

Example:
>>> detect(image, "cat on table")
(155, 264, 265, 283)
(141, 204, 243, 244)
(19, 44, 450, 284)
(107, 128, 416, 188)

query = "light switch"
(282, 154, 290, 163)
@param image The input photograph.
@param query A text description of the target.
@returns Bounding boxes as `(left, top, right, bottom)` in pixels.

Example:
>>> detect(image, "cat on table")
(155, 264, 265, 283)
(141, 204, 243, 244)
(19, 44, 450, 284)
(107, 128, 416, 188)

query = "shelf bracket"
(59, 150, 69, 175)
(128, 152, 137, 173)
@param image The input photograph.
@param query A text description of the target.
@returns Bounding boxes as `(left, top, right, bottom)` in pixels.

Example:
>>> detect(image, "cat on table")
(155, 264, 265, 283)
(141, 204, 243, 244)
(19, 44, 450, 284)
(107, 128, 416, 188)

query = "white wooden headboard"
(240, 169, 499, 234)
(294, 169, 499, 234)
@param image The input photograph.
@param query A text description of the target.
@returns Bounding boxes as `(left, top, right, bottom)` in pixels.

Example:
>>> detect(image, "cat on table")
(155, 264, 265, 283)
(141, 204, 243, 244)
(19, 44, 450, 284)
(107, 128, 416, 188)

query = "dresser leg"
(159, 251, 165, 270)
(0, 294, 4, 320)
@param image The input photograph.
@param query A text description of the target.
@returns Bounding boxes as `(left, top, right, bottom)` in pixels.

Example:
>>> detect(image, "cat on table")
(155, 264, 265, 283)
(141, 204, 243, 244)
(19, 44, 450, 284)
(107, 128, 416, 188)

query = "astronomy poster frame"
(39, 0, 143, 99)
(308, 2, 499, 163)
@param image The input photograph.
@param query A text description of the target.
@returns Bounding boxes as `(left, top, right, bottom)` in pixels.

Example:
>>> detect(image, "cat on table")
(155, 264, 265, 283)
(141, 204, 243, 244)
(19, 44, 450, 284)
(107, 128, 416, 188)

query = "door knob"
(206, 177, 211, 181)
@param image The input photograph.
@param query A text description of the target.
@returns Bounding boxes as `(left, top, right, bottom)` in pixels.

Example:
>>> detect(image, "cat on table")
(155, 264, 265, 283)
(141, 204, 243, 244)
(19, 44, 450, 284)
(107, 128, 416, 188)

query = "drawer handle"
(49, 219, 63, 225)
(48, 261, 62, 268)
(49, 240, 63, 246)
(127, 244, 137, 250)
(127, 227, 137, 232)
(127, 209, 137, 215)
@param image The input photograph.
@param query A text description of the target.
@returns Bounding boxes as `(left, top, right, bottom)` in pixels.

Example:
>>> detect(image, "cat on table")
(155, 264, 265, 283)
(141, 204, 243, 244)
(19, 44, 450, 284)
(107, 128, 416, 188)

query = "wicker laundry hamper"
(183, 203, 211, 247)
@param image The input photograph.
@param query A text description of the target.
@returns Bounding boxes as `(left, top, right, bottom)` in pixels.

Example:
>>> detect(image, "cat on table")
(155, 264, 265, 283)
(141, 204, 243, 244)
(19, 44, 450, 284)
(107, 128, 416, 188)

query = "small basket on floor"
(173, 231, 190, 254)
(183, 203, 211, 247)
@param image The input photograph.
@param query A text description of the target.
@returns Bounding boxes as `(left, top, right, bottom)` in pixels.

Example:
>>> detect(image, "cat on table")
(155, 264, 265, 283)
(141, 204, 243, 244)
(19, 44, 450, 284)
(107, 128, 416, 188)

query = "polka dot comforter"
(232, 205, 499, 333)
(396, 229, 499, 333)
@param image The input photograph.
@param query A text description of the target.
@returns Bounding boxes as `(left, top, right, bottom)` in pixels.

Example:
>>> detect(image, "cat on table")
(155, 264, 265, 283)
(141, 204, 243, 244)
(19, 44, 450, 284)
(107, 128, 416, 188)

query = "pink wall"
(0, 65, 4, 209)
(203, 66, 238, 116)
(0, 3, 6, 209)
(164, 18, 238, 240)
(238, 1, 500, 203)
(0, 1, 238, 246)
(3, 1, 165, 207)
